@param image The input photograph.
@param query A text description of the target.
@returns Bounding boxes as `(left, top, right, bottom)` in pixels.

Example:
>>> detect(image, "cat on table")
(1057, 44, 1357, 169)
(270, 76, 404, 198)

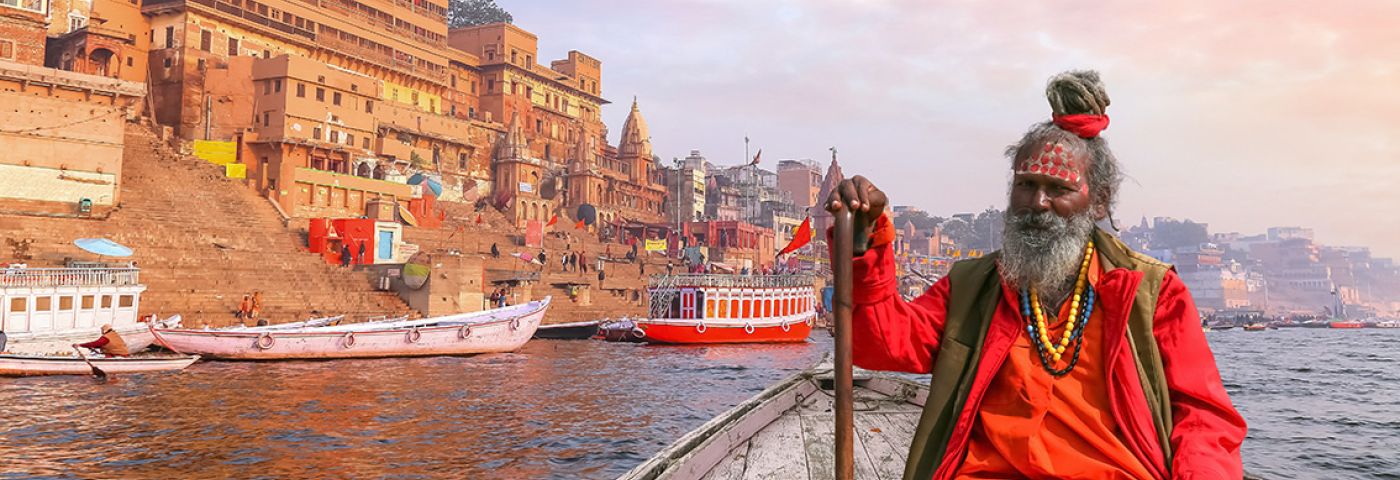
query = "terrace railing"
(0, 268, 141, 288)
(647, 274, 815, 290)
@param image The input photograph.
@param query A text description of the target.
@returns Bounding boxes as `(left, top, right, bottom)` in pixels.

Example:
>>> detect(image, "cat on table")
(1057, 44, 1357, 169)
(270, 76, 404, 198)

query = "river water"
(0, 329, 1396, 479)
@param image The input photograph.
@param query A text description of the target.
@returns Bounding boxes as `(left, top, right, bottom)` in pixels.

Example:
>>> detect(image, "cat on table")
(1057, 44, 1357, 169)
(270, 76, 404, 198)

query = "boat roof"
(619, 364, 925, 480)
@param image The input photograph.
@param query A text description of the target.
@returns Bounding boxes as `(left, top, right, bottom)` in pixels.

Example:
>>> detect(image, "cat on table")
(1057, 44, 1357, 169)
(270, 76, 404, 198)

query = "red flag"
(777, 217, 813, 256)
(575, 219, 586, 229)
(546, 214, 558, 227)
(749, 149, 762, 166)
(475, 214, 483, 224)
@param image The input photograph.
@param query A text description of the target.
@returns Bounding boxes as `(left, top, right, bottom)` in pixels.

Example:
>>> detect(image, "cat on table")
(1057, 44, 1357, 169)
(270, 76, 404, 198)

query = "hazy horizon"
(499, 0, 1399, 258)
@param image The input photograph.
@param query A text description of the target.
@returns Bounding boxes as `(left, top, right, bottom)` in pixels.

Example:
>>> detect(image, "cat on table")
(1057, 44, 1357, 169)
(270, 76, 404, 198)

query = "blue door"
(378, 231, 394, 260)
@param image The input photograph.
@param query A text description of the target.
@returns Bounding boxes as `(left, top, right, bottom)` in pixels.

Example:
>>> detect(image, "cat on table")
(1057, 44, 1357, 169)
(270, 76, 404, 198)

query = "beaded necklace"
(1019, 240, 1096, 377)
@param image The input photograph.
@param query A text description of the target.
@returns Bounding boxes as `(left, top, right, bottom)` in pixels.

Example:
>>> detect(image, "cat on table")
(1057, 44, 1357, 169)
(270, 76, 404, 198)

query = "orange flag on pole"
(777, 217, 813, 256)
(475, 213, 483, 224)
(546, 214, 558, 227)
(575, 219, 586, 229)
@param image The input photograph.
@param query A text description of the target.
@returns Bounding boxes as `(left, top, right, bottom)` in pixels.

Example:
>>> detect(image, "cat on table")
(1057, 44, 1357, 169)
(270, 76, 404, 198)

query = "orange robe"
(955, 254, 1154, 480)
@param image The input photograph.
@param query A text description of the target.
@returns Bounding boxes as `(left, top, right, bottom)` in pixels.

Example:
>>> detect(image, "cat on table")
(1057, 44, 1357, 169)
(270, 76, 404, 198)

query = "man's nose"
(1030, 188, 1053, 212)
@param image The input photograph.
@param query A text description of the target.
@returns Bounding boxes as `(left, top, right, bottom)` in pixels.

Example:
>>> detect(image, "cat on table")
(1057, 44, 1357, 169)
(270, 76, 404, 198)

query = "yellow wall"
(381, 80, 441, 114)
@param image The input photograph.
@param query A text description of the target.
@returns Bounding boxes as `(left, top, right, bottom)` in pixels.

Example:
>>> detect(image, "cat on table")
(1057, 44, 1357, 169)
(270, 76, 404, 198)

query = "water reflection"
(1, 330, 1395, 479)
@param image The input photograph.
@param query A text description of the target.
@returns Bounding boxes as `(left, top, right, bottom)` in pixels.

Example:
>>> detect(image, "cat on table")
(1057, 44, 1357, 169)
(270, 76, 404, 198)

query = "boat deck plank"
(698, 441, 750, 480)
(740, 413, 809, 479)
(855, 412, 915, 480)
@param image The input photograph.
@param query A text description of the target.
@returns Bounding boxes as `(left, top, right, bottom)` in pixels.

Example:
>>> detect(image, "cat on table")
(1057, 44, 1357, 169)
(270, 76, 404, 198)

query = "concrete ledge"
(0, 58, 145, 98)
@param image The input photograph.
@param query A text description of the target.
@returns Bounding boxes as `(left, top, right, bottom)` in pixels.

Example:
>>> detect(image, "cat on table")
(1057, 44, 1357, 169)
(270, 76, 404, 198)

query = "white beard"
(999, 209, 1096, 302)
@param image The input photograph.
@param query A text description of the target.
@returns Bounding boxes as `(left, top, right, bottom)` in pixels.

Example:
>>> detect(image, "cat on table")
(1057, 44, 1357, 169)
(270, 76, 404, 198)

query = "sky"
(497, 0, 1400, 257)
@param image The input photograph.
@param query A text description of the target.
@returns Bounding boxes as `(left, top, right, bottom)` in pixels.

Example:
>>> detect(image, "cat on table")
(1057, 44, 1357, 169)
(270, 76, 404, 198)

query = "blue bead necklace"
(1020, 286, 1095, 377)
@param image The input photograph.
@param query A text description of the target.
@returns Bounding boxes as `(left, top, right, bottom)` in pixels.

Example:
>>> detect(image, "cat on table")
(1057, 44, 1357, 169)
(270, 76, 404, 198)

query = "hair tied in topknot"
(1046, 70, 1111, 138)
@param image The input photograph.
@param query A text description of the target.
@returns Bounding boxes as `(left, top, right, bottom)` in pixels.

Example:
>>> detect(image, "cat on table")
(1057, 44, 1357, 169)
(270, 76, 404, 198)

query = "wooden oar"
(73, 345, 108, 380)
(832, 208, 855, 480)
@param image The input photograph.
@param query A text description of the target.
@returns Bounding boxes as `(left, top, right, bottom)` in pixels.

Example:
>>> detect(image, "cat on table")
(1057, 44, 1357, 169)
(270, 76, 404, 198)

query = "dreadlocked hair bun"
(1046, 70, 1110, 117)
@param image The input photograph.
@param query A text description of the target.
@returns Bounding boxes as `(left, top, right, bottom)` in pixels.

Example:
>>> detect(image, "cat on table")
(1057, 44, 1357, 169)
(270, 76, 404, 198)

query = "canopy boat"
(0, 353, 199, 376)
(150, 298, 550, 360)
(618, 361, 926, 479)
(634, 274, 817, 344)
(532, 320, 601, 340)
(0, 265, 171, 354)
(1375, 320, 1400, 329)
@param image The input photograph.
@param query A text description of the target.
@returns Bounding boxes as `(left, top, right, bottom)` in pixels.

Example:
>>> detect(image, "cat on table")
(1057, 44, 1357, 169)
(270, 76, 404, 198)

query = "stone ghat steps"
(109, 124, 412, 326)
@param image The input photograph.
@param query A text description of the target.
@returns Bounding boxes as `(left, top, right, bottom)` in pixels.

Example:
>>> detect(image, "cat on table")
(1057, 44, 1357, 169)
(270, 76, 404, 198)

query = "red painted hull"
(1329, 321, 1364, 329)
(637, 320, 812, 344)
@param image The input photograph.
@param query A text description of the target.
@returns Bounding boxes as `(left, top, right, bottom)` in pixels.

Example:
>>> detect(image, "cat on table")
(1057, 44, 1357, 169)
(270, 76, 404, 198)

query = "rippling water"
(1210, 328, 1400, 480)
(1, 329, 1396, 479)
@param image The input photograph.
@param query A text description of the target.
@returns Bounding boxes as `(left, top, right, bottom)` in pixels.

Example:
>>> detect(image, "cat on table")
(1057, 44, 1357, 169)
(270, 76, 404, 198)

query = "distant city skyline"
(501, 0, 1399, 257)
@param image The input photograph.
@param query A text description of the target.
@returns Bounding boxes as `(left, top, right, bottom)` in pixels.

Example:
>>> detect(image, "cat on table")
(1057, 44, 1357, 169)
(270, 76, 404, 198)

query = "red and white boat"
(635, 274, 817, 344)
(150, 298, 549, 360)
(1329, 320, 1365, 329)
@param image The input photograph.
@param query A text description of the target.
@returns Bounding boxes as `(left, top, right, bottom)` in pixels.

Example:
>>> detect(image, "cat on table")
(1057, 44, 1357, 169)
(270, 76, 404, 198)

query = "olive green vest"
(901, 228, 1174, 480)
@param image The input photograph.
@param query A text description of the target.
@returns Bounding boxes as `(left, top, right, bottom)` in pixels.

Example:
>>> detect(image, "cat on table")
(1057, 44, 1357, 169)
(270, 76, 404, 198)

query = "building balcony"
(319, 35, 446, 83)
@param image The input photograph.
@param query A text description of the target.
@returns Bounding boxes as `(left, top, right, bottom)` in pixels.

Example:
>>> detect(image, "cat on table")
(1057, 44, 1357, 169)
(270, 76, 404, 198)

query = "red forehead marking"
(1015, 141, 1085, 185)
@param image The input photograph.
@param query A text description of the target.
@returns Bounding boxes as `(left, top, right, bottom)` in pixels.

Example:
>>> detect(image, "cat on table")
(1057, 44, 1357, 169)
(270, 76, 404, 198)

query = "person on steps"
(74, 324, 130, 357)
(236, 294, 252, 323)
(490, 243, 500, 258)
(250, 291, 264, 323)
(340, 243, 352, 268)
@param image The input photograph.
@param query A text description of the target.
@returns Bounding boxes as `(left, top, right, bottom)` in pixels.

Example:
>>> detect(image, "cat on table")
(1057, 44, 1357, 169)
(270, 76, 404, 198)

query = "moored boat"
(596, 318, 646, 343)
(1244, 323, 1268, 332)
(0, 353, 200, 376)
(634, 274, 817, 344)
(150, 297, 550, 360)
(1329, 320, 1365, 329)
(532, 320, 601, 340)
(0, 265, 161, 354)
(1375, 320, 1400, 328)
(618, 360, 926, 479)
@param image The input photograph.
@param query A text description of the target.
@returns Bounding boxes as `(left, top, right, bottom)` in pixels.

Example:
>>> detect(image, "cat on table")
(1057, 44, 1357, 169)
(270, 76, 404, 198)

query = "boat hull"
(2, 316, 180, 356)
(1330, 321, 1364, 329)
(0, 354, 200, 376)
(532, 320, 600, 340)
(152, 300, 549, 360)
(637, 315, 814, 344)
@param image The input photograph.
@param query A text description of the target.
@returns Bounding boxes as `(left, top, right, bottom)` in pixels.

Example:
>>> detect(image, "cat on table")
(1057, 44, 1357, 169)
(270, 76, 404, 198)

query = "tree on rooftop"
(448, 0, 513, 28)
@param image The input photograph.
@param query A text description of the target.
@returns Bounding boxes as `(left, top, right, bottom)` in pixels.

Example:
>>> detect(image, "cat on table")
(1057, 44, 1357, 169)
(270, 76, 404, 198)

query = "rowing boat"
(0, 353, 200, 376)
(533, 320, 601, 340)
(150, 297, 550, 360)
(619, 361, 926, 480)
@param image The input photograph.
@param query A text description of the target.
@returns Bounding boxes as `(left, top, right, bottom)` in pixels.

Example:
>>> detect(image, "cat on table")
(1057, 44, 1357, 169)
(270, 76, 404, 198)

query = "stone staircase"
(402, 201, 672, 324)
(0, 122, 411, 327)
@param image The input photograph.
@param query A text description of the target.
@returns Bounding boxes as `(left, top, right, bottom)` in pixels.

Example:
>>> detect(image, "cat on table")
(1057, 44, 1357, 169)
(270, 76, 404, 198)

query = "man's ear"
(1092, 203, 1109, 221)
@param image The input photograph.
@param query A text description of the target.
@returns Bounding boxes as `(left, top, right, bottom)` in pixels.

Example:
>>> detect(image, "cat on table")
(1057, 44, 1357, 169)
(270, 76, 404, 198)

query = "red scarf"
(1053, 114, 1110, 138)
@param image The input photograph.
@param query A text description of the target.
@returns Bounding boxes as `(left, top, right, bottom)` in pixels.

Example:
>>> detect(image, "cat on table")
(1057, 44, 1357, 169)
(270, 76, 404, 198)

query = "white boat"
(619, 360, 926, 480)
(0, 353, 200, 376)
(0, 266, 166, 355)
(150, 297, 550, 360)
(1375, 320, 1400, 328)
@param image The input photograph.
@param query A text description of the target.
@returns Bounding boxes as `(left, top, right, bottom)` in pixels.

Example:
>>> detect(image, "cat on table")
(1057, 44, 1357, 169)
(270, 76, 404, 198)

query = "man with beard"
(827, 71, 1245, 480)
